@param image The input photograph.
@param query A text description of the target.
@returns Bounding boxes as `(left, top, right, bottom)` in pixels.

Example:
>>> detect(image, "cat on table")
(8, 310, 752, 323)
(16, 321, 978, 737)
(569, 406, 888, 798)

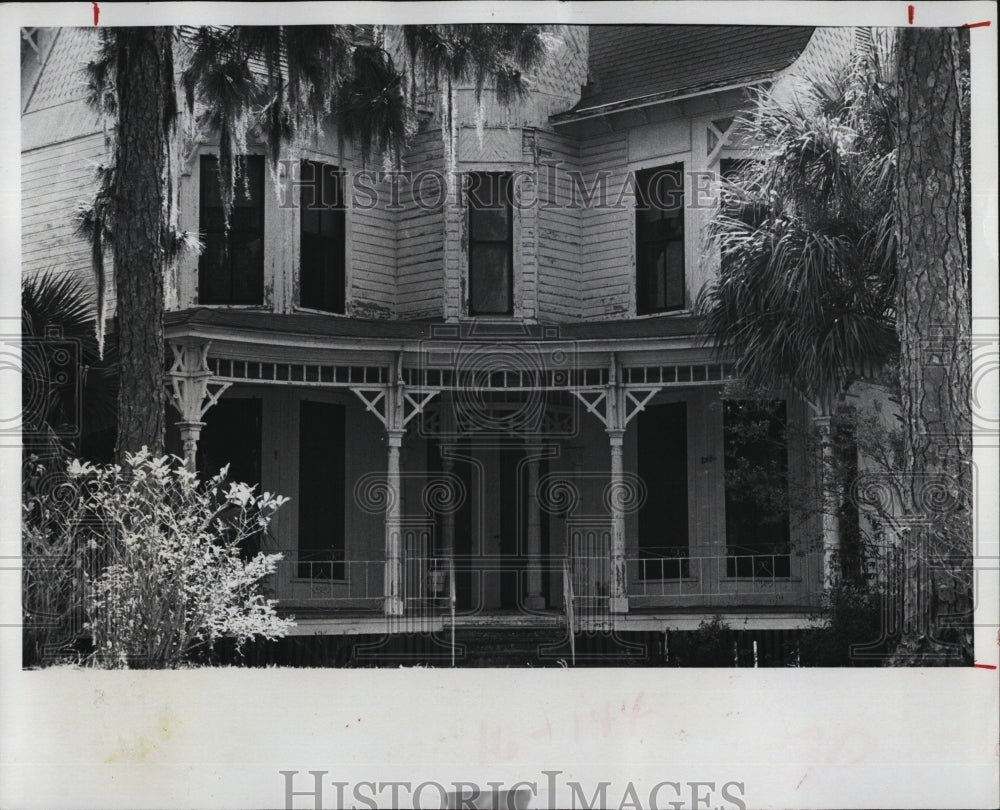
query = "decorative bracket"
(571, 385, 662, 432)
(350, 387, 388, 427)
(351, 385, 440, 431)
(165, 338, 232, 423)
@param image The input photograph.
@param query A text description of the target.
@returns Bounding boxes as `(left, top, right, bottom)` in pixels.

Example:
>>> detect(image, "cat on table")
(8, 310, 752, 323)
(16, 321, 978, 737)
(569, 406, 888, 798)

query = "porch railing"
(628, 551, 824, 607)
(269, 554, 383, 611)
(268, 551, 826, 613)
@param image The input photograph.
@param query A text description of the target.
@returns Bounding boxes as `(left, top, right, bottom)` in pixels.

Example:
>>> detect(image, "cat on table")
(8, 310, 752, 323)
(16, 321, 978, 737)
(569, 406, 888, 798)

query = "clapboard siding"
(576, 131, 633, 319)
(395, 131, 446, 319)
(21, 131, 110, 311)
(351, 192, 396, 316)
(535, 129, 582, 321)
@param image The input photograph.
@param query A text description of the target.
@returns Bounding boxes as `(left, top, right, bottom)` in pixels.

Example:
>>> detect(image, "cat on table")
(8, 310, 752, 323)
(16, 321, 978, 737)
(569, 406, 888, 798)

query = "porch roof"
(164, 307, 705, 344)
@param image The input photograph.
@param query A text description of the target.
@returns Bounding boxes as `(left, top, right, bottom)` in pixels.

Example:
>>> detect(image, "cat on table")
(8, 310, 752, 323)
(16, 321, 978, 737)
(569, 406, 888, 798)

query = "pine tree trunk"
(112, 29, 170, 459)
(893, 27, 972, 664)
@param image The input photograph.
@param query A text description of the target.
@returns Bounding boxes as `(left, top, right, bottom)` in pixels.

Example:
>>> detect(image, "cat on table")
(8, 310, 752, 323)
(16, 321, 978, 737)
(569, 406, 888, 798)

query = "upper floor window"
(300, 160, 345, 313)
(199, 155, 264, 305)
(635, 163, 685, 315)
(467, 172, 513, 316)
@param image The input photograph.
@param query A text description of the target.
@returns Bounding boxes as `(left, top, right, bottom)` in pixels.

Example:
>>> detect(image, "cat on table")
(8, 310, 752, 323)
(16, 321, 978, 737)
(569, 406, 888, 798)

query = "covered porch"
(164, 309, 829, 635)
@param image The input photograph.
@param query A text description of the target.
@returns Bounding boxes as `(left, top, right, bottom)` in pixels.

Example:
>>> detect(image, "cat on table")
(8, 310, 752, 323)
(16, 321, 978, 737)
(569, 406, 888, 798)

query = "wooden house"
(21, 24, 861, 664)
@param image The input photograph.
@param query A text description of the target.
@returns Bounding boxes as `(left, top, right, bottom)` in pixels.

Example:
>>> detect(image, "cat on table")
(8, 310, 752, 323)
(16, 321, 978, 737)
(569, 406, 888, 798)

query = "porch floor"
(279, 605, 822, 635)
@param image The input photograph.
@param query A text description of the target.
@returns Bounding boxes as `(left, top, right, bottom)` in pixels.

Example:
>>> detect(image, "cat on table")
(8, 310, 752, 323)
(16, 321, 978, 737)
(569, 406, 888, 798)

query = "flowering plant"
(25, 449, 293, 668)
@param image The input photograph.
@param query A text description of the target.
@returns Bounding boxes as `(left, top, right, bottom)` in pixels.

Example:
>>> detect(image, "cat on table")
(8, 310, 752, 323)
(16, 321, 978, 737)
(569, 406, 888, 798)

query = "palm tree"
(80, 24, 549, 460)
(21, 270, 118, 461)
(697, 37, 898, 414)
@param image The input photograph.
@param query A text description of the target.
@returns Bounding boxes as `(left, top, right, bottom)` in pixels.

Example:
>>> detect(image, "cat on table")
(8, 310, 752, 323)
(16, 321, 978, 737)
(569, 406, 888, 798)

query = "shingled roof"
(556, 25, 814, 120)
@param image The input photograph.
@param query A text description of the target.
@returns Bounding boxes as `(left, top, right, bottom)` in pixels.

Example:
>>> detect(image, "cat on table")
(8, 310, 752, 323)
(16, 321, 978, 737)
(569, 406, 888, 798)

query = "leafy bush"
(23, 450, 293, 668)
(668, 616, 735, 667)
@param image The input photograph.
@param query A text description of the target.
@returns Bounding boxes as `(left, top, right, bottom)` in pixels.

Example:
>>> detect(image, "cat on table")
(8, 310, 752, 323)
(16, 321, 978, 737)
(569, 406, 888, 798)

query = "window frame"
(466, 171, 515, 317)
(197, 154, 266, 306)
(298, 159, 347, 314)
(634, 161, 687, 316)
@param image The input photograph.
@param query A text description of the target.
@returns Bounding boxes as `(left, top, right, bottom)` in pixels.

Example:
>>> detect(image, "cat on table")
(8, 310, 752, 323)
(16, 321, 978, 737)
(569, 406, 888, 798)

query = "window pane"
(636, 162, 685, 314)
(468, 172, 513, 315)
(469, 243, 511, 314)
(230, 236, 263, 303)
(199, 155, 264, 305)
(470, 206, 509, 242)
(299, 160, 345, 314)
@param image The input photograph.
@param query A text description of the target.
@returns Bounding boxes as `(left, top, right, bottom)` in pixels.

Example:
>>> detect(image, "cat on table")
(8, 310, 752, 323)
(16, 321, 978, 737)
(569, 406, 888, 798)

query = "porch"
(163, 311, 834, 635)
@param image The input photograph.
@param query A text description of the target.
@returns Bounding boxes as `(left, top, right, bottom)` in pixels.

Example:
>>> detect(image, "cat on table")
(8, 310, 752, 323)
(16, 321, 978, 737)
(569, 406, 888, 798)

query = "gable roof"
(556, 25, 814, 121)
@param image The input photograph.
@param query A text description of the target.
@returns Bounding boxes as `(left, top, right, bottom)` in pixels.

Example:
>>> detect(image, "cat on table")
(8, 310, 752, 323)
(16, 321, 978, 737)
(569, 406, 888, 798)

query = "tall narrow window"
(199, 155, 264, 304)
(637, 402, 689, 579)
(636, 163, 685, 314)
(468, 172, 513, 315)
(298, 401, 346, 579)
(723, 400, 791, 577)
(197, 398, 263, 556)
(300, 160, 345, 313)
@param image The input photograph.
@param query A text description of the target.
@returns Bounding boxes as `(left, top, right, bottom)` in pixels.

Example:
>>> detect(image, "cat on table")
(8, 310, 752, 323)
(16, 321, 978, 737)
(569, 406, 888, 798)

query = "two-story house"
(22, 24, 858, 665)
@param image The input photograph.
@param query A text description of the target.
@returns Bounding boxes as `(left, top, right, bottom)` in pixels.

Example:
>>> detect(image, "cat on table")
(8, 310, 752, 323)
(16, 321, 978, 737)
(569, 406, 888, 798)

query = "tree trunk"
(893, 27, 972, 664)
(112, 29, 171, 459)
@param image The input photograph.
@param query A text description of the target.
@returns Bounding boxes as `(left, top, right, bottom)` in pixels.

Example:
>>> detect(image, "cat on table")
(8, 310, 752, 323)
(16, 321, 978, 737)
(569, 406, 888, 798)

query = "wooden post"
(384, 425, 405, 616)
(607, 427, 628, 613)
(524, 448, 545, 609)
(607, 355, 628, 614)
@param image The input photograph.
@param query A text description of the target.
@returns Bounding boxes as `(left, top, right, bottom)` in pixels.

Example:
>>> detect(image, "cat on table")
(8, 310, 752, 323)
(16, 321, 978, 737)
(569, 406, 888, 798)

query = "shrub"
(24, 449, 293, 668)
(668, 616, 735, 667)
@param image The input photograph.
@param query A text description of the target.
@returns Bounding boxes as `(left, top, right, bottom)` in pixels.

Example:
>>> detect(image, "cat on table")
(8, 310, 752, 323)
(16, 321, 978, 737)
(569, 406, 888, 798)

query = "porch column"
(815, 416, 841, 588)
(524, 448, 545, 609)
(352, 368, 440, 619)
(177, 421, 205, 472)
(385, 426, 406, 616)
(607, 428, 628, 613)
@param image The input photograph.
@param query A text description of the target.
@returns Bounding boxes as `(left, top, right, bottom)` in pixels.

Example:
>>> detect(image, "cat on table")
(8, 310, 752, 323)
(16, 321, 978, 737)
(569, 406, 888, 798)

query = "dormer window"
(468, 172, 513, 316)
(636, 163, 685, 315)
(299, 160, 346, 313)
(198, 155, 264, 305)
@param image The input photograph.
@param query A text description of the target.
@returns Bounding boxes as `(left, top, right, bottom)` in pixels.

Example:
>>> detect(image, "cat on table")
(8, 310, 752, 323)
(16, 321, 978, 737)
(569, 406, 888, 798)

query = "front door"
(430, 441, 548, 613)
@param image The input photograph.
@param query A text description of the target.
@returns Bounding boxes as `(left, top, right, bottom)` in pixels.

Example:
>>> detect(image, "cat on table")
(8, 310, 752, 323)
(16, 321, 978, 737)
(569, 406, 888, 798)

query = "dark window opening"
(636, 163, 685, 314)
(197, 398, 263, 557)
(637, 401, 689, 579)
(300, 160, 345, 313)
(199, 155, 265, 305)
(468, 172, 513, 315)
(298, 401, 346, 579)
(723, 400, 791, 578)
(719, 157, 767, 230)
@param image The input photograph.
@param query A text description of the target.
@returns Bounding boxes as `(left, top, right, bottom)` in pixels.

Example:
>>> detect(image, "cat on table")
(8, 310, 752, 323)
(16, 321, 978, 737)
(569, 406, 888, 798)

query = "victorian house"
(21, 24, 858, 665)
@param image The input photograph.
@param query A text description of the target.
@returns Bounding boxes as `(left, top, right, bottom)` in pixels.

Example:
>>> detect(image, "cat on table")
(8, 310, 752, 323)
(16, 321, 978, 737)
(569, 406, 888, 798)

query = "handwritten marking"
(907, 4, 914, 24)
(92, 2, 100, 25)
(973, 663, 997, 669)
(962, 21, 991, 28)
